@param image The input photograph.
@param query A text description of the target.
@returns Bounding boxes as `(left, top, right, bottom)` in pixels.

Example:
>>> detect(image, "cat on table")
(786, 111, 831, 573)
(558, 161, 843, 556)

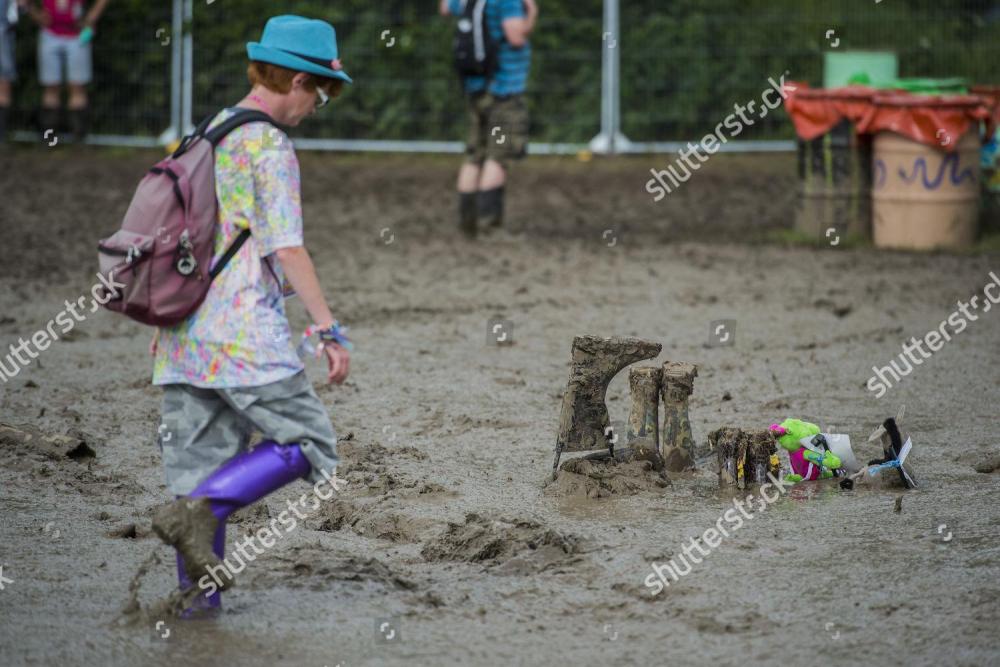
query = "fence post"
(181, 0, 194, 134)
(157, 0, 184, 145)
(589, 0, 631, 154)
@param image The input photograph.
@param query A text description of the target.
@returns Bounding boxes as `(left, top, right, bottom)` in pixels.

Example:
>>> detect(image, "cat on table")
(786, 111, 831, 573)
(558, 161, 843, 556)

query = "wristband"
(299, 321, 353, 356)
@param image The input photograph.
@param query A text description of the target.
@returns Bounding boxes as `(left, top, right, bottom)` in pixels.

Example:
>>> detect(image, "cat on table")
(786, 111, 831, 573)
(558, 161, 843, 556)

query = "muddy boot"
(627, 366, 661, 444)
(661, 361, 698, 471)
(459, 192, 477, 238)
(152, 497, 225, 589)
(477, 186, 504, 231)
(38, 107, 59, 140)
(175, 522, 225, 617)
(69, 107, 89, 143)
(178, 441, 312, 591)
(553, 335, 662, 476)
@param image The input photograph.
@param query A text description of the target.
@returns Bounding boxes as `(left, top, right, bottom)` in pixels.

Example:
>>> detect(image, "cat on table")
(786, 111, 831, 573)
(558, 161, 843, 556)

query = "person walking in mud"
(148, 15, 353, 616)
(440, 0, 536, 237)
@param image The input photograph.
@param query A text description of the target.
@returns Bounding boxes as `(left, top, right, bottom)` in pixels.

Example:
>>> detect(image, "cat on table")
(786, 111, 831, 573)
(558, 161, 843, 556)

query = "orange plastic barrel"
(870, 95, 982, 250)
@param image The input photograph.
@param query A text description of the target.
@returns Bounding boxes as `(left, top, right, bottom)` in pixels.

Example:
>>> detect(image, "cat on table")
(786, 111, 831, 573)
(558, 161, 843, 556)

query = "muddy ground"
(0, 147, 998, 667)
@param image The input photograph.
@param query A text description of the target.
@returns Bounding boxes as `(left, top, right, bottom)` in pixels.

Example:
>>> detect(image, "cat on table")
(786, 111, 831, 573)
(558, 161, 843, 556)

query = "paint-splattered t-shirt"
(153, 109, 304, 388)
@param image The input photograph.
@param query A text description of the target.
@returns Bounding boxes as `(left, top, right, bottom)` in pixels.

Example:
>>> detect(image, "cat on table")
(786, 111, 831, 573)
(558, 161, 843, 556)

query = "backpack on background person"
(453, 0, 497, 78)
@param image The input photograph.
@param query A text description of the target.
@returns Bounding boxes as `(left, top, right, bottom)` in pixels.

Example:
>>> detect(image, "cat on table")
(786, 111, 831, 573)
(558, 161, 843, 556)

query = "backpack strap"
(204, 109, 277, 146)
(209, 228, 251, 280)
(200, 109, 282, 282)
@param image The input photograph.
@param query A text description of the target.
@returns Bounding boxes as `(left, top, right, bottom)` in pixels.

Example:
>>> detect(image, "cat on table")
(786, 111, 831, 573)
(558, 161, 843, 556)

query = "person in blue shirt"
(440, 0, 537, 237)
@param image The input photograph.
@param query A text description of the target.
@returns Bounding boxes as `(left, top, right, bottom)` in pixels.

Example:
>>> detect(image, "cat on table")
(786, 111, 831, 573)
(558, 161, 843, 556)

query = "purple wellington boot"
(175, 524, 225, 616)
(153, 441, 311, 595)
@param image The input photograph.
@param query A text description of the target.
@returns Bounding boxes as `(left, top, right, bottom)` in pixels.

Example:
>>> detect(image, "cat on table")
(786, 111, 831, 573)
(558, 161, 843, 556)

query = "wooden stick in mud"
(627, 366, 661, 444)
(661, 361, 698, 472)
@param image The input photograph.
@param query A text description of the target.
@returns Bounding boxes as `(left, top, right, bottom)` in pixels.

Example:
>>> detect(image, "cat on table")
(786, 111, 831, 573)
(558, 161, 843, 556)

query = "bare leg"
(478, 158, 506, 190)
(0, 80, 10, 142)
(457, 162, 481, 193)
(67, 83, 87, 110)
(41, 85, 60, 109)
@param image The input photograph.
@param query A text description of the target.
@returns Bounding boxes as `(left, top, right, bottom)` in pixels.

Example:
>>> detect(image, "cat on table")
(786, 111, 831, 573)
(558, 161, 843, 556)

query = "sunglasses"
(315, 86, 329, 109)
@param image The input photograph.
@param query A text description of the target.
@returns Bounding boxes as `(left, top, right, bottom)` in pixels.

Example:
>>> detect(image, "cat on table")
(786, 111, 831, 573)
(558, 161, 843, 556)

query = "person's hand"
(318, 341, 350, 385)
(149, 331, 159, 357)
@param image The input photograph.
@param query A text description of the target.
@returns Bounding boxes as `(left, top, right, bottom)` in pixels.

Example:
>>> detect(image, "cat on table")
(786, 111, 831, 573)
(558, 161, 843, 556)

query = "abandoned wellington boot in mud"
(553, 335, 662, 476)
(152, 496, 228, 590)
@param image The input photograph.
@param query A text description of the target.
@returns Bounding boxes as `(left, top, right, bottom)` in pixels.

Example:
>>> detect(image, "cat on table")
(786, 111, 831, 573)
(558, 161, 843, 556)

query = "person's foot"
(152, 497, 229, 590)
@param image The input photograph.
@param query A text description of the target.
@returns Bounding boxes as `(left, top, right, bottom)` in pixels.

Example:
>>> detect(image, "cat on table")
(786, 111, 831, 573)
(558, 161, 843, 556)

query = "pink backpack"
(97, 109, 275, 326)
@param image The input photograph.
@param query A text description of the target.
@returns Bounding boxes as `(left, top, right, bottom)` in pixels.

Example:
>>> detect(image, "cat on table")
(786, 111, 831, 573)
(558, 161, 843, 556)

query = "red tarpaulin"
(784, 84, 994, 152)
(783, 83, 877, 141)
(855, 94, 992, 153)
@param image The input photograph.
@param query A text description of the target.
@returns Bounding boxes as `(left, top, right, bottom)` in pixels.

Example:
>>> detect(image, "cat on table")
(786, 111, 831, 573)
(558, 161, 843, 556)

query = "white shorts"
(38, 28, 91, 85)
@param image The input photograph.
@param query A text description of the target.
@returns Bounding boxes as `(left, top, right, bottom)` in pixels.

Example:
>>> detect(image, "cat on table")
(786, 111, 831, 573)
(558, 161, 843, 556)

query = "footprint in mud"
(421, 512, 587, 575)
(258, 547, 417, 591)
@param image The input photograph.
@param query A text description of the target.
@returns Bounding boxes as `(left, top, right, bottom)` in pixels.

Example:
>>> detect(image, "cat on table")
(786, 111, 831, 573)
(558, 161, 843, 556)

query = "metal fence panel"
(4, 0, 999, 151)
(189, 0, 601, 148)
(8, 0, 174, 141)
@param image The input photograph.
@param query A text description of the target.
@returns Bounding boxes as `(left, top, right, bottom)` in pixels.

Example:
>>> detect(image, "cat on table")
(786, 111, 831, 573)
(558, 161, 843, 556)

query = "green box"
(824, 51, 898, 88)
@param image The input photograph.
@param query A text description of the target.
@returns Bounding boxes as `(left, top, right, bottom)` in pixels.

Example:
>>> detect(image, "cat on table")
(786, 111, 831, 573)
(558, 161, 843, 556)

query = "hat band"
(273, 47, 335, 71)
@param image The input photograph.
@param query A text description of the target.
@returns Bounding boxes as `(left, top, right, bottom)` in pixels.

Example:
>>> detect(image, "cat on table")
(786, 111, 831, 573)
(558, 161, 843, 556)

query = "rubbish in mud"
(661, 361, 698, 471)
(552, 335, 661, 476)
(710, 427, 779, 488)
(841, 406, 917, 490)
(770, 419, 853, 484)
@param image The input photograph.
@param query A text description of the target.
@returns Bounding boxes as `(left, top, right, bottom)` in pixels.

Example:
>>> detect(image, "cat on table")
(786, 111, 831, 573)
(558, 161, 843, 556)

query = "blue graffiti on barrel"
(874, 158, 887, 189)
(897, 153, 975, 190)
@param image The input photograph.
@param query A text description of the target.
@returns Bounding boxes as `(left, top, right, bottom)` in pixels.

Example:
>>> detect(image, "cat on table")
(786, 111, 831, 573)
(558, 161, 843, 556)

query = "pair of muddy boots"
(459, 187, 504, 238)
(151, 441, 311, 616)
(38, 107, 89, 144)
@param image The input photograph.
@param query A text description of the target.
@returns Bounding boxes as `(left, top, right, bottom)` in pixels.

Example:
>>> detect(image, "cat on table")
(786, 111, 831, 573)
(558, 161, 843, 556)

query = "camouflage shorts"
(465, 93, 529, 166)
(157, 371, 338, 495)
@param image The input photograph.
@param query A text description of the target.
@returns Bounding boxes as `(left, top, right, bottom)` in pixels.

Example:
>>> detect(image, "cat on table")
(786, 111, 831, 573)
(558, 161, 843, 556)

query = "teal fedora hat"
(247, 15, 352, 84)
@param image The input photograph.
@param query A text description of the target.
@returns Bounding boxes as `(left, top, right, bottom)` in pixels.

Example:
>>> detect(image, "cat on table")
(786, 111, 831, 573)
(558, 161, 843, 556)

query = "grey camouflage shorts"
(157, 371, 338, 495)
